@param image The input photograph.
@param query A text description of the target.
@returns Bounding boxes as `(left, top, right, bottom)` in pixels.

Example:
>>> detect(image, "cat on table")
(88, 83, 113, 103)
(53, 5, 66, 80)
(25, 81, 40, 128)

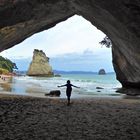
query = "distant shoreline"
(16, 70, 115, 75)
(52, 70, 115, 75)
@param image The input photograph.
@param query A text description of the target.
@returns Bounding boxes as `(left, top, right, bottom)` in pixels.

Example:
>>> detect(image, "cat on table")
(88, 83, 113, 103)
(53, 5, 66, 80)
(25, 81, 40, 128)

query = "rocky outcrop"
(54, 74, 61, 77)
(116, 88, 140, 96)
(98, 69, 106, 75)
(1, 0, 140, 88)
(96, 87, 104, 89)
(27, 49, 53, 77)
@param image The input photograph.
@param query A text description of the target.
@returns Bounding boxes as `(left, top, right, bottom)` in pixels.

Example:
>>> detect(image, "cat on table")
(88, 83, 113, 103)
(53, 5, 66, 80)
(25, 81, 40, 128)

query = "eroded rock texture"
(27, 49, 53, 76)
(0, 0, 140, 88)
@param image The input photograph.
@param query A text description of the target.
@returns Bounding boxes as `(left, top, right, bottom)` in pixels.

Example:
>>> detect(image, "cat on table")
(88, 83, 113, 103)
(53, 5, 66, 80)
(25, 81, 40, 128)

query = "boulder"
(96, 87, 104, 89)
(97, 91, 101, 92)
(54, 74, 61, 77)
(27, 49, 54, 77)
(45, 90, 61, 97)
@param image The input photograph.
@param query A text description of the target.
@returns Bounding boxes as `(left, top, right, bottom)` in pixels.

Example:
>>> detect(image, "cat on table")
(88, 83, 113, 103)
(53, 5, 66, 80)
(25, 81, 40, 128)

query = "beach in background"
(0, 73, 122, 98)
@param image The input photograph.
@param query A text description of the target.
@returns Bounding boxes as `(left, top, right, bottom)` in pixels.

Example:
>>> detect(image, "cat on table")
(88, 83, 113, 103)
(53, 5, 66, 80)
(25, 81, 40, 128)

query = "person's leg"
(66, 92, 71, 105)
(66, 90, 71, 105)
(67, 95, 70, 105)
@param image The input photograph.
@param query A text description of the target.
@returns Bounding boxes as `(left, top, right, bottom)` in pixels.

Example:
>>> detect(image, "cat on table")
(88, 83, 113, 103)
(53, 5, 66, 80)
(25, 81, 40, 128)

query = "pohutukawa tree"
(99, 36, 112, 48)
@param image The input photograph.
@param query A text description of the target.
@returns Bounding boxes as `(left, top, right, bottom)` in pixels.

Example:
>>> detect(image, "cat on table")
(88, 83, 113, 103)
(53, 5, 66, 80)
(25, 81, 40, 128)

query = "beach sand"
(0, 94, 140, 140)
(0, 74, 12, 82)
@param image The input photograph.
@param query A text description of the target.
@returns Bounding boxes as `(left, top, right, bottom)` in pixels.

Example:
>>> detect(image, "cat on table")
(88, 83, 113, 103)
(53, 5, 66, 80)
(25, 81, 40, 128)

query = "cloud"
(10, 58, 31, 71)
(50, 49, 114, 72)
(0, 15, 105, 58)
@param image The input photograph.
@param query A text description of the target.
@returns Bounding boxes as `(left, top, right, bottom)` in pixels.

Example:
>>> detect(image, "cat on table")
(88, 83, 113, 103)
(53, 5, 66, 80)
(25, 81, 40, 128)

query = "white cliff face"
(27, 49, 54, 76)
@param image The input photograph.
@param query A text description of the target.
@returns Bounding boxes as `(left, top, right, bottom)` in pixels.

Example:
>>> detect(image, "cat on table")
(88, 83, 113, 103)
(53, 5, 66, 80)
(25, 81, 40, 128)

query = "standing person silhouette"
(58, 80, 80, 105)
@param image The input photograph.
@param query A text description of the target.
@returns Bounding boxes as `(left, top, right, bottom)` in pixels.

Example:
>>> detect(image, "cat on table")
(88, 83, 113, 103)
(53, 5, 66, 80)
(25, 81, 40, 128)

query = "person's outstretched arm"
(57, 84, 66, 87)
(71, 84, 80, 88)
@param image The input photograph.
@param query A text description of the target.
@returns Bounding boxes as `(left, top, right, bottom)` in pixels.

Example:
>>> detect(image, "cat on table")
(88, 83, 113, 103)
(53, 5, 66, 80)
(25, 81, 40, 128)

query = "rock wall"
(27, 49, 53, 77)
(0, 0, 140, 88)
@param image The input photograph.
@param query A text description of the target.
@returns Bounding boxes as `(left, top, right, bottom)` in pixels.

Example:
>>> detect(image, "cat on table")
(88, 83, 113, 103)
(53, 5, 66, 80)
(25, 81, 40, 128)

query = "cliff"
(1, 0, 140, 88)
(27, 49, 53, 77)
(0, 56, 17, 73)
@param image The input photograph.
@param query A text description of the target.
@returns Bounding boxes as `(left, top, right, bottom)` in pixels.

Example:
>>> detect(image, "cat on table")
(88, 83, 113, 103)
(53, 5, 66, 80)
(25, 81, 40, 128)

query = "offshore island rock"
(98, 69, 106, 75)
(27, 49, 54, 77)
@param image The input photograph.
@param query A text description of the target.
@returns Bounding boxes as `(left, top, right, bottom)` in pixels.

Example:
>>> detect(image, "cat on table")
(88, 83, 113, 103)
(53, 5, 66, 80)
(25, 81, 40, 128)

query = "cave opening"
(0, 15, 121, 97)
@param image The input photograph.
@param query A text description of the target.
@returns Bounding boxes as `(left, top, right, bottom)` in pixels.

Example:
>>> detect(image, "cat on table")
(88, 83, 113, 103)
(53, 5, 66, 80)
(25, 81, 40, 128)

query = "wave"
(0, 74, 122, 98)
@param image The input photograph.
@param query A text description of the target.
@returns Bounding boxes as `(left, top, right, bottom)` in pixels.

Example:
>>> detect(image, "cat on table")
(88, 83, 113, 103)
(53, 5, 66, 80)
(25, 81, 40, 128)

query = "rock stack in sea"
(98, 69, 106, 75)
(27, 49, 54, 77)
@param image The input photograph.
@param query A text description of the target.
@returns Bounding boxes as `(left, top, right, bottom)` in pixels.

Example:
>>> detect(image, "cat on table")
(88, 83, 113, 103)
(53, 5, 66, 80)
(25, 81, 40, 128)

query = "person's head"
(67, 80, 71, 84)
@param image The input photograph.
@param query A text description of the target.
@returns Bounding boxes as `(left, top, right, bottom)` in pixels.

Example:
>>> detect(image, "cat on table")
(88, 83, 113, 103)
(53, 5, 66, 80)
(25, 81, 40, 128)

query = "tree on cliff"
(0, 56, 18, 73)
(99, 36, 112, 48)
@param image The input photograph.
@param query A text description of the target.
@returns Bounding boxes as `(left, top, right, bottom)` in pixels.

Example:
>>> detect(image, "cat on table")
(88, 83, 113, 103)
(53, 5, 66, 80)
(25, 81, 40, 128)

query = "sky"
(0, 15, 114, 72)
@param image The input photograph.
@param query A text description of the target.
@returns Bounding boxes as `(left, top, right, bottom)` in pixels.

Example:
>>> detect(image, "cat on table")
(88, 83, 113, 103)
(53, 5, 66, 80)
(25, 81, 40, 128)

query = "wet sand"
(0, 93, 140, 140)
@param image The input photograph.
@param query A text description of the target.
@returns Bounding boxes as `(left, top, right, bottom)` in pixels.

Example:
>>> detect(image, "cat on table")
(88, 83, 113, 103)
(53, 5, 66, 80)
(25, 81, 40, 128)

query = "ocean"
(0, 73, 122, 98)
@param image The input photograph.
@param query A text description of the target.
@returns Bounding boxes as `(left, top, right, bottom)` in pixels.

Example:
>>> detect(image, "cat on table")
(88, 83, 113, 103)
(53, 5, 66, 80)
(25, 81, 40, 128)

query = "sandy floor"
(0, 94, 140, 140)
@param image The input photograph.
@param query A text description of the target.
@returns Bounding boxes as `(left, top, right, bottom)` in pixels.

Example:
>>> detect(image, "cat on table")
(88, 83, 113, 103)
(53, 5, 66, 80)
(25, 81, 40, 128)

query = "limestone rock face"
(1, 0, 140, 88)
(27, 49, 53, 77)
(98, 69, 106, 75)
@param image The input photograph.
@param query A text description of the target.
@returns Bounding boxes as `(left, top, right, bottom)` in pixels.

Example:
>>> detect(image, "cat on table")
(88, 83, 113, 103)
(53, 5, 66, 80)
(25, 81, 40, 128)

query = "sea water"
(0, 73, 122, 98)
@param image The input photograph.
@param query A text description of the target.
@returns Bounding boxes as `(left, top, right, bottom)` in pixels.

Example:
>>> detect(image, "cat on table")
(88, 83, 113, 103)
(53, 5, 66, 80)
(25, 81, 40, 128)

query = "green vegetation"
(0, 56, 17, 74)
(0, 68, 9, 74)
(99, 36, 112, 48)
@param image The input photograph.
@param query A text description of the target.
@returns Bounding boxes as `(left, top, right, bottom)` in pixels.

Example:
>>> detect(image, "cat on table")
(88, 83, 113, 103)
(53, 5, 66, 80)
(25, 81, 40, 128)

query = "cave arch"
(0, 0, 140, 88)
